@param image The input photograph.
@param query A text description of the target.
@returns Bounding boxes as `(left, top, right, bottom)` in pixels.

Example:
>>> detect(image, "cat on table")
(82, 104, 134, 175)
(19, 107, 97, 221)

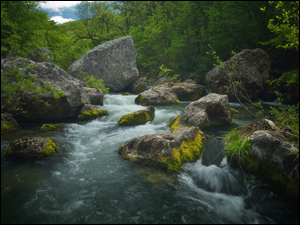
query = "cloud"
(40, 1, 82, 12)
(50, 16, 75, 24)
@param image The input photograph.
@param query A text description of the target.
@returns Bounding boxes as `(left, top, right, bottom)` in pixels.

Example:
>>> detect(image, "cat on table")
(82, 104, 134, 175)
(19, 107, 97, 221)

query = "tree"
(261, 1, 299, 50)
(1, 1, 49, 58)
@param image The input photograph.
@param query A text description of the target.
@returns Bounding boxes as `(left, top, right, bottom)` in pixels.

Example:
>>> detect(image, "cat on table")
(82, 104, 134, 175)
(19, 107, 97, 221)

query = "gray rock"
(247, 130, 299, 196)
(206, 48, 271, 101)
(3, 137, 58, 159)
(1, 113, 19, 133)
(26, 47, 53, 62)
(155, 77, 166, 84)
(249, 130, 298, 179)
(118, 126, 204, 171)
(67, 36, 139, 92)
(135, 86, 179, 106)
(1, 57, 90, 122)
(83, 87, 104, 105)
(170, 82, 205, 101)
(125, 77, 147, 94)
(170, 93, 232, 130)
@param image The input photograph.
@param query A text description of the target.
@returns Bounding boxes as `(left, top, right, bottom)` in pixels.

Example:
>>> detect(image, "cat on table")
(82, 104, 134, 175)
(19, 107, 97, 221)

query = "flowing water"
(1, 93, 299, 224)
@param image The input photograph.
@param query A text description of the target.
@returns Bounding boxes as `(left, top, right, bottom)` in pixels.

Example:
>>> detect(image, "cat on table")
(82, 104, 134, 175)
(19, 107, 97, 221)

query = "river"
(1, 93, 299, 223)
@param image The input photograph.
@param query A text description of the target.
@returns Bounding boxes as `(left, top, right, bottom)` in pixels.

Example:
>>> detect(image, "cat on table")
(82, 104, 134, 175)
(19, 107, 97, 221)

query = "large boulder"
(118, 126, 204, 172)
(26, 47, 53, 62)
(3, 137, 59, 159)
(1, 113, 19, 133)
(206, 48, 271, 101)
(1, 57, 90, 122)
(83, 87, 104, 105)
(246, 130, 298, 197)
(67, 36, 139, 92)
(118, 105, 155, 126)
(135, 87, 179, 106)
(170, 93, 232, 131)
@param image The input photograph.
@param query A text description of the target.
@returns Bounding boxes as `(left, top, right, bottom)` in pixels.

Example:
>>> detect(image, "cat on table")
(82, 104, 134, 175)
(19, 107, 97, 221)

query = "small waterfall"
(205, 87, 212, 95)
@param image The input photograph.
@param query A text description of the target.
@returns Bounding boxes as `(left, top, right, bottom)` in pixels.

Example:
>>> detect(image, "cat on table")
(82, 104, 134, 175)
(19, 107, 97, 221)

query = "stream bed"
(1, 93, 299, 223)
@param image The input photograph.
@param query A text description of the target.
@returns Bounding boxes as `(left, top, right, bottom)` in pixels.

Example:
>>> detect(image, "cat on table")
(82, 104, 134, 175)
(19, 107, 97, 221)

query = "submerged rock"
(3, 137, 58, 159)
(78, 103, 108, 121)
(118, 106, 155, 126)
(118, 126, 204, 172)
(170, 93, 232, 131)
(67, 36, 139, 92)
(1, 113, 19, 133)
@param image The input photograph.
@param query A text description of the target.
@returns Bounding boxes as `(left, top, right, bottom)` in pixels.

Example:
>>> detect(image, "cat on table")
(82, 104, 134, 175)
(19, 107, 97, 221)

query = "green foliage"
(224, 128, 251, 165)
(261, 1, 299, 50)
(1, 59, 65, 115)
(268, 69, 299, 86)
(270, 102, 299, 146)
(1, 1, 50, 57)
(78, 70, 110, 93)
(157, 64, 180, 83)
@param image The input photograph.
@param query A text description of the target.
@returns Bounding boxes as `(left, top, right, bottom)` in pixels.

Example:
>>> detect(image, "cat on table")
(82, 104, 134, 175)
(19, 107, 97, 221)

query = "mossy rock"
(245, 154, 299, 197)
(118, 127, 203, 172)
(163, 131, 203, 172)
(169, 115, 190, 131)
(78, 109, 108, 120)
(1, 121, 19, 133)
(40, 124, 65, 131)
(118, 106, 155, 126)
(231, 108, 239, 115)
(121, 92, 131, 95)
(3, 137, 58, 159)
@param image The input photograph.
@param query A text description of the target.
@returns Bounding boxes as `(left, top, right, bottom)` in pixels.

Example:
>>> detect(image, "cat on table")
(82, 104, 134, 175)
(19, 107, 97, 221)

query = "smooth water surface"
(1, 94, 299, 224)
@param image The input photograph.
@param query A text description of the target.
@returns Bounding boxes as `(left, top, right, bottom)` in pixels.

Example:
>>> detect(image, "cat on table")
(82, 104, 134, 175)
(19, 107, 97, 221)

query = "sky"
(39, 1, 85, 24)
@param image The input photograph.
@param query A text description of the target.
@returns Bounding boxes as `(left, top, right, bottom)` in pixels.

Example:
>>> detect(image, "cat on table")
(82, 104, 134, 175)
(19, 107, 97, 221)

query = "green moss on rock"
(245, 155, 299, 197)
(164, 131, 203, 172)
(40, 124, 64, 131)
(42, 138, 59, 156)
(78, 109, 108, 120)
(1, 121, 19, 133)
(118, 111, 154, 126)
(122, 92, 131, 95)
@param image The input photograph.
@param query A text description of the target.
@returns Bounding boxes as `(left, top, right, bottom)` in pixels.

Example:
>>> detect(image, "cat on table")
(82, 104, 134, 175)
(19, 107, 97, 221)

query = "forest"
(1, 1, 298, 81)
(1, 1, 299, 121)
